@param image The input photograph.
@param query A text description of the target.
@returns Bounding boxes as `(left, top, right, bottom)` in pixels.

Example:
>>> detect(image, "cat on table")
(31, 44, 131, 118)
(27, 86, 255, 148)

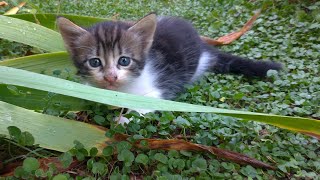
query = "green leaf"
(93, 115, 106, 125)
(174, 159, 185, 170)
(116, 141, 132, 152)
(52, 174, 68, 180)
(19, 131, 35, 146)
(168, 150, 179, 158)
(34, 169, 46, 178)
(154, 153, 168, 164)
(92, 162, 107, 175)
(73, 140, 85, 149)
(0, 15, 64, 52)
(139, 140, 148, 147)
(117, 149, 135, 166)
(135, 154, 149, 165)
(192, 158, 207, 171)
(174, 116, 191, 127)
(90, 147, 98, 156)
(1, 66, 318, 138)
(14, 166, 29, 178)
(146, 125, 157, 133)
(59, 152, 73, 168)
(102, 146, 114, 157)
(180, 150, 192, 157)
(7, 126, 34, 146)
(22, 157, 40, 172)
(240, 165, 258, 178)
(7, 126, 21, 140)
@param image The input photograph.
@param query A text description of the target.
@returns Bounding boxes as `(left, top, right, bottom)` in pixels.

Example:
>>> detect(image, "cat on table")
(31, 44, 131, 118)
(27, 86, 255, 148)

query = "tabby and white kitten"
(57, 13, 281, 105)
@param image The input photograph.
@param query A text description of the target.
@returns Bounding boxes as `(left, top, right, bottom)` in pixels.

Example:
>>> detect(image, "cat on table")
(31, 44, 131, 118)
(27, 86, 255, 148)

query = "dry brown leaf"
(0, 1, 8, 7)
(3, 1, 26, 15)
(201, 9, 261, 46)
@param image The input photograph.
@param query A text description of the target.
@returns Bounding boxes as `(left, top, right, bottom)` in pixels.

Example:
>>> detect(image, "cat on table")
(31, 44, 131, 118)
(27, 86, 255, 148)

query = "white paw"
(114, 116, 130, 125)
(129, 108, 154, 115)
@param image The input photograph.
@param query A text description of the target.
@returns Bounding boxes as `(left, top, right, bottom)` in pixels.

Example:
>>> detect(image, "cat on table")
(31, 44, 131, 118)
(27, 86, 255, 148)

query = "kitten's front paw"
(114, 116, 130, 125)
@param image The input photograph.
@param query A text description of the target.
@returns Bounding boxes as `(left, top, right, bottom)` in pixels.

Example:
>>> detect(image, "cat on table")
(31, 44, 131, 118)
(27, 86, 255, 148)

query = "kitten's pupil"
(88, 58, 102, 68)
(118, 56, 131, 66)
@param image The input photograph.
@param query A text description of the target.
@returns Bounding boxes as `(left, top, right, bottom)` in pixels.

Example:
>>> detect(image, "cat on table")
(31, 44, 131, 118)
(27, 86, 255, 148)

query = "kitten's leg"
(115, 77, 162, 124)
(116, 116, 131, 124)
(114, 108, 130, 125)
(115, 108, 155, 125)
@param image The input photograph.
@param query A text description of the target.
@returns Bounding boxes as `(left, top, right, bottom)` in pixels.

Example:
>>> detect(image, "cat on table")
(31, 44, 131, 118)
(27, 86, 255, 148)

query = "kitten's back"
(149, 17, 207, 99)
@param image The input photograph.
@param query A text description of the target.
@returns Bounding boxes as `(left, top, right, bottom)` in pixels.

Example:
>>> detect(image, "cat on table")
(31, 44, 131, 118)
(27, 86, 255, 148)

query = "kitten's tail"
(209, 49, 282, 77)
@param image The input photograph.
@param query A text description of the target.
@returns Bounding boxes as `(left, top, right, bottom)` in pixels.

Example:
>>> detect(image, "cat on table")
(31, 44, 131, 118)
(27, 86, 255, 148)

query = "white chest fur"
(118, 62, 162, 99)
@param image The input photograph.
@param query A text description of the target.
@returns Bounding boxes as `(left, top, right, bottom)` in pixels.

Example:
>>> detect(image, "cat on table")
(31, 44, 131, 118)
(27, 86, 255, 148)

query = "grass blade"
(0, 15, 64, 52)
(0, 53, 92, 110)
(0, 84, 93, 110)
(0, 66, 319, 138)
(0, 52, 74, 75)
(8, 13, 106, 30)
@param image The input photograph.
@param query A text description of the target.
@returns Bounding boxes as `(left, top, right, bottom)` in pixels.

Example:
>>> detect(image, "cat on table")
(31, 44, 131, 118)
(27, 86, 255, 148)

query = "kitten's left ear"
(56, 17, 89, 52)
(128, 13, 157, 51)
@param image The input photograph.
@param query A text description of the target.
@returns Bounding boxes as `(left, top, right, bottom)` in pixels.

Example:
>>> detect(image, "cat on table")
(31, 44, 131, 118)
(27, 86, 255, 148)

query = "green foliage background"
(0, 0, 319, 179)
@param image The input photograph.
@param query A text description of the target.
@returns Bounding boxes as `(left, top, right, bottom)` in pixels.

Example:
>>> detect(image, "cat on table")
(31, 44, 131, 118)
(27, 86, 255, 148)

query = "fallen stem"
(201, 9, 261, 46)
(113, 133, 276, 170)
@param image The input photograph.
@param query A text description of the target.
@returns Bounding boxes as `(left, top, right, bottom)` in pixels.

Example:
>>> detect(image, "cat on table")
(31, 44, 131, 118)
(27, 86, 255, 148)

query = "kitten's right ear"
(128, 13, 157, 52)
(56, 17, 88, 50)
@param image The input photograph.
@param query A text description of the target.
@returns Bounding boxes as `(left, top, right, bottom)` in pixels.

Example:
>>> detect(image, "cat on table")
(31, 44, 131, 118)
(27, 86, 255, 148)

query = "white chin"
(105, 85, 117, 90)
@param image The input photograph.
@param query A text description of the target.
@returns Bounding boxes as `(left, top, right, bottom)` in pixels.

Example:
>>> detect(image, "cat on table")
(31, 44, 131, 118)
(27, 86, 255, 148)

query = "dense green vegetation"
(0, 0, 319, 179)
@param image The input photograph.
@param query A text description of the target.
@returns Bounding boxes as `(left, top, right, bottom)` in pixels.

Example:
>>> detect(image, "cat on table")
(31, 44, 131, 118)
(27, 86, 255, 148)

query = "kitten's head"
(57, 13, 157, 90)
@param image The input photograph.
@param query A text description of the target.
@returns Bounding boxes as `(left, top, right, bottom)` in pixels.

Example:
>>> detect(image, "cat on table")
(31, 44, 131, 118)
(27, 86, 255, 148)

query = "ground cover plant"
(0, 0, 319, 179)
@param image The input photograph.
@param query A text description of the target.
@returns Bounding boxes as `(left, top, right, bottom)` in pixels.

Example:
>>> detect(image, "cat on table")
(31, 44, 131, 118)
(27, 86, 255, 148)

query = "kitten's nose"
(104, 75, 118, 82)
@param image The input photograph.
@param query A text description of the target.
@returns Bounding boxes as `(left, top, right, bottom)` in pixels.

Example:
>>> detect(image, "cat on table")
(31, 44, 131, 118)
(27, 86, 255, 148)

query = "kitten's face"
(57, 14, 157, 90)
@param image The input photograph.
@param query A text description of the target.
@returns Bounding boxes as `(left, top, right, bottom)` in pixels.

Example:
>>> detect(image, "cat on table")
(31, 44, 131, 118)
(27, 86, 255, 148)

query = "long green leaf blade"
(0, 66, 319, 138)
(0, 52, 74, 75)
(8, 13, 106, 30)
(0, 53, 92, 110)
(0, 15, 64, 52)
(0, 101, 108, 152)
(0, 84, 93, 110)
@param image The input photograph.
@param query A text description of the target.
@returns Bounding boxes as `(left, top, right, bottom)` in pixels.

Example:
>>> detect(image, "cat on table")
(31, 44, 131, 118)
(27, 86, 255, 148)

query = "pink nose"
(104, 75, 117, 82)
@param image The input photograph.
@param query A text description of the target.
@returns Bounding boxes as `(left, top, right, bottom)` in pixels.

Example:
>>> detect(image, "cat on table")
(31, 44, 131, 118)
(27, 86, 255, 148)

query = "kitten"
(57, 13, 281, 117)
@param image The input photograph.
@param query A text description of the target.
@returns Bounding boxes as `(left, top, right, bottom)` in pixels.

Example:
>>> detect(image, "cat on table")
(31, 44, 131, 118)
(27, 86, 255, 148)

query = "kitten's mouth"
(106, 85, 117, 90)
(104, 82, 118, 90)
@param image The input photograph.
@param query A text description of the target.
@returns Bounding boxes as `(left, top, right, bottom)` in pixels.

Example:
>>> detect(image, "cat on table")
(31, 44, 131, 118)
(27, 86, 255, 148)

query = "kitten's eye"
(118, 56, 131, 66)
(88, 58, 102, 68)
